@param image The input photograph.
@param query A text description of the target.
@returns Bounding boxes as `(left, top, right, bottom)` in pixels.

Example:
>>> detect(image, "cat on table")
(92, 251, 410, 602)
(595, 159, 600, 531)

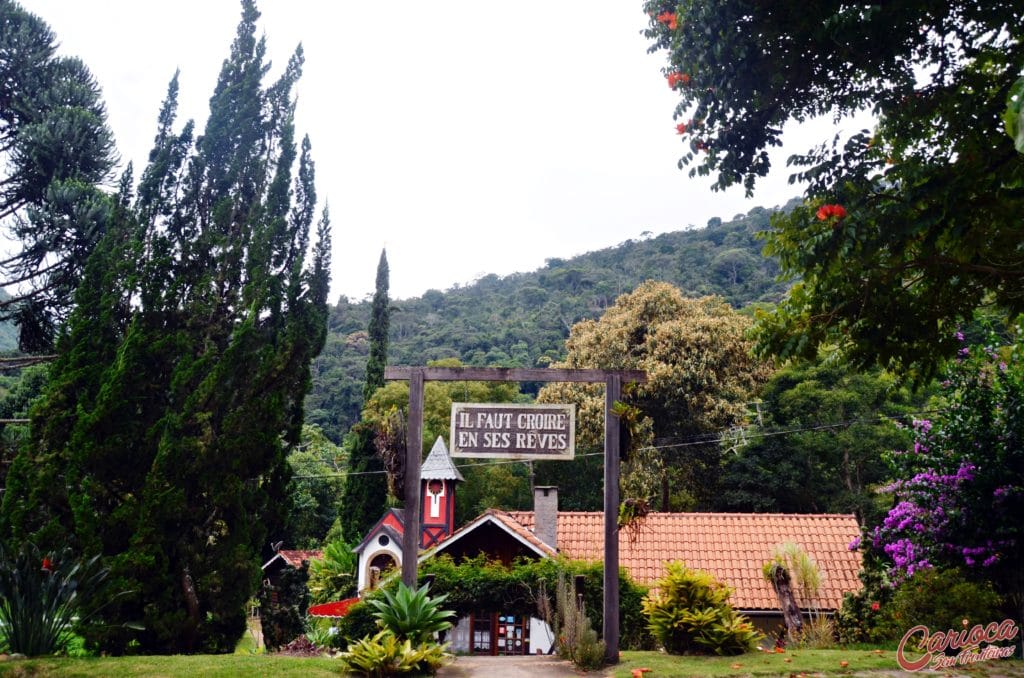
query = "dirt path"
(437, 654, 582, 677)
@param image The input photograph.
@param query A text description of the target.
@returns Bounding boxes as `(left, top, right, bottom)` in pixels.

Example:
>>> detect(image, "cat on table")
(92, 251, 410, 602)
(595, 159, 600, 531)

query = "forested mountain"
(307, 202, 797, 441)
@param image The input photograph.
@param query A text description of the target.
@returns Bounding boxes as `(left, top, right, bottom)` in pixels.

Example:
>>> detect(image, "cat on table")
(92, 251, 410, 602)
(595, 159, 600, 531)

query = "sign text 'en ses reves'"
(449, 403, 575, 459)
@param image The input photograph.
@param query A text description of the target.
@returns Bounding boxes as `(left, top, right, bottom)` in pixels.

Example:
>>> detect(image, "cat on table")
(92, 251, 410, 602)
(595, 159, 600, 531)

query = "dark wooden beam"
(385, 366, 646, 384)
(402, 368, 424, 588)
(603, 373, 621, 664)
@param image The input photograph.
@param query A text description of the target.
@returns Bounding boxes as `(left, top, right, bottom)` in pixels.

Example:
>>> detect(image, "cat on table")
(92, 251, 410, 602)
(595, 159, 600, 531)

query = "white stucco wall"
(357, 538, 402, 592)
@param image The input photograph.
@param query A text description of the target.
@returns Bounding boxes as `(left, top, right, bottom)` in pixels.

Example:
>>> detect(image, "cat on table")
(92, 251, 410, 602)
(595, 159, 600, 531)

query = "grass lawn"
(613, 648, 1024, 677)
(0, 654, 341, 677)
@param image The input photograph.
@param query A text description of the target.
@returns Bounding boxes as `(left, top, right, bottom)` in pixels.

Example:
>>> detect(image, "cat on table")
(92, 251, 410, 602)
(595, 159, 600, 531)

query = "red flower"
(667, 72, 692, 88)
(656, 11, 679, 30)
(676, 122, 687, 135)
(871, 601, 881, 612)
(816, 204, 847, 221)
(41, 557, 53, 571)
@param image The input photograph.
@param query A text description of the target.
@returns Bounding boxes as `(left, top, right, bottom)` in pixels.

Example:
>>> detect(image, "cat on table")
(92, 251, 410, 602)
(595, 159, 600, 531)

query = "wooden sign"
(449, 403, 575, 459)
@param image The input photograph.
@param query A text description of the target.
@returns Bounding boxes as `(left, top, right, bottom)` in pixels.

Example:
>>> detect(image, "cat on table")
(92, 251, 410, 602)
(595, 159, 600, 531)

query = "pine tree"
(0, 0, 117, 350)
(340, 250, 390, 542)
(1, 0, 331, 653)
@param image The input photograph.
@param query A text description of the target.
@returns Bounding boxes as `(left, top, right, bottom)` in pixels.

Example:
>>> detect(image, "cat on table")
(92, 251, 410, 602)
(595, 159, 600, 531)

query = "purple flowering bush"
(870, 331, 1023, 616)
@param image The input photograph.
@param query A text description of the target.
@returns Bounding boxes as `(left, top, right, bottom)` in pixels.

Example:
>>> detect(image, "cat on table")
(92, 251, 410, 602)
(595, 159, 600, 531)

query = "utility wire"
(291, 407, 942, 479)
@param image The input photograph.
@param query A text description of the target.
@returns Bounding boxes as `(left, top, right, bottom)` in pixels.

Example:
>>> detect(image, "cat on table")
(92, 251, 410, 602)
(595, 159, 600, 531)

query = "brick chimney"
(533, 486, 558, 550)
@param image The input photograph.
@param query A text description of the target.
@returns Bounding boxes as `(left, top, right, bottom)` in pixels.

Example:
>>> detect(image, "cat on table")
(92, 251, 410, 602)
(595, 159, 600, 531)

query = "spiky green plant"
(367, 582, 454, 644)
(307, 540, 357, 604)
(0, 542, 114, 656)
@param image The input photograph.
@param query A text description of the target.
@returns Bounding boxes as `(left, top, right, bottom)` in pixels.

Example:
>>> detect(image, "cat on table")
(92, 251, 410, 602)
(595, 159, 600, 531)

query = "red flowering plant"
(815, 204, 847, 220)
(0, 541, 120, 656)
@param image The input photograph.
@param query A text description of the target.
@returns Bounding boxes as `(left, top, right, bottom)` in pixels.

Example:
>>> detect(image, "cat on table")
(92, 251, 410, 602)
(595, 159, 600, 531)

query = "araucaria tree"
(0, 0, 117, 350)
(644, 1, 1024, 376)
(340, 249, 391, 542)
(0, 0, 331, 654)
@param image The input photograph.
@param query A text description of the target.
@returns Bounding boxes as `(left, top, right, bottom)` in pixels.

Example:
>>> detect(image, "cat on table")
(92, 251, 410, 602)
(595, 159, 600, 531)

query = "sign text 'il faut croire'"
(449, 403, 575, 459)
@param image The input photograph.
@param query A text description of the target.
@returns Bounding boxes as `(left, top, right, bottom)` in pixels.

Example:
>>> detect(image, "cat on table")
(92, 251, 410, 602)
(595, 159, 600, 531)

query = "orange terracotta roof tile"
(508, 511, 861, 611)
(277, 549, 323, 568)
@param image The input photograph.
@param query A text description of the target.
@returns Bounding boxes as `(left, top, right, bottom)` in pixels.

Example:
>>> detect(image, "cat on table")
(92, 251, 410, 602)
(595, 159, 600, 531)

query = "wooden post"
(603, 373, 621, 664)
(402, 367, 424, 588)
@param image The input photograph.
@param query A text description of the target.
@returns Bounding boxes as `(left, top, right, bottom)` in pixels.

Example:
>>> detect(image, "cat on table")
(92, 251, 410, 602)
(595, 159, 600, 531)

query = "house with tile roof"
(302, 438, 864, 655)
(417, 486, 862, 653)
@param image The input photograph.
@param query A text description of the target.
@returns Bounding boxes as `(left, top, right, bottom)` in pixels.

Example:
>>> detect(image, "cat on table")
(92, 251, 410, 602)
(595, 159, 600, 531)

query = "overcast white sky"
(24, 1, 864, 301)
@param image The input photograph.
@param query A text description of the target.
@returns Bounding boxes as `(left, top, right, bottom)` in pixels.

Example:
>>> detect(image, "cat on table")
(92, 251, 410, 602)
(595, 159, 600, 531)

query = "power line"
(291, 407, 943, 479)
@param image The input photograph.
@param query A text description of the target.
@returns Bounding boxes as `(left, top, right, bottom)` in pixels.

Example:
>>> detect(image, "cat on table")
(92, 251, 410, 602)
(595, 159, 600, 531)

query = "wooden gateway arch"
(383, 366, 647, 664)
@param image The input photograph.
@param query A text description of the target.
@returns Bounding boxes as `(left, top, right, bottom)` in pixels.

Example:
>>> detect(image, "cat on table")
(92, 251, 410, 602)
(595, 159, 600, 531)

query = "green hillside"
(306, 203, 796, 441)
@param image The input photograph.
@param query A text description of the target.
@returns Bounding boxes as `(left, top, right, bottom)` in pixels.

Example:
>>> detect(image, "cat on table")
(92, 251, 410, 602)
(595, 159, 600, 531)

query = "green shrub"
(367, 582, 454, 644)
(334, 599, 381, 649)
(339, 629, 449, 676)
(554, 573, 605, 671)
(642, 562, 761, 655)
(0, 542, 114, 656)
(258, 561, 309, 651)
(838, 566, 1002, 645)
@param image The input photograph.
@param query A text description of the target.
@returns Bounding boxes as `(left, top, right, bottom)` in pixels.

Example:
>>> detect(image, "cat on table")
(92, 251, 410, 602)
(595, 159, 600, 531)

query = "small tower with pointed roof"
(420, 437, 463, 548)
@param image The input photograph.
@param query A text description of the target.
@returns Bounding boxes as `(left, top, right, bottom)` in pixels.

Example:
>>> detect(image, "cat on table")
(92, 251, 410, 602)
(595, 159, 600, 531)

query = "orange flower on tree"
(656, 11, 679, 30)
(41, 557, 53, 571)
(816, 204, 847, 220)
(676, 122, 687, 135)
(667, 72, 691, 88)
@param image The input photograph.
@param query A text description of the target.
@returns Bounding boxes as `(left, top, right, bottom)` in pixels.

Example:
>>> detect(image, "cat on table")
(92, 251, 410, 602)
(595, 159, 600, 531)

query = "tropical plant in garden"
(307, 540, 358, 604)
(0, 542, 117, 655)
(339, 629, 449, 676)
(367, 582, 454, 644)
(870, 330, 1024, 620)
(643, 562, 760, 655)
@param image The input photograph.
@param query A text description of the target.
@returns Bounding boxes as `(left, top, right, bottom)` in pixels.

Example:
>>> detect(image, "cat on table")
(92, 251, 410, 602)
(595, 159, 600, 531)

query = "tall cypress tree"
(1, 0, 331, 654)
(340, 249, 390, 542)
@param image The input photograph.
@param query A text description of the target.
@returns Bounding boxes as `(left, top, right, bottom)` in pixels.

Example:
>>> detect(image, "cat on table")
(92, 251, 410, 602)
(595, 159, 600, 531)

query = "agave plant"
(0, 542, 112, 656)
(367, 582, 454, 644)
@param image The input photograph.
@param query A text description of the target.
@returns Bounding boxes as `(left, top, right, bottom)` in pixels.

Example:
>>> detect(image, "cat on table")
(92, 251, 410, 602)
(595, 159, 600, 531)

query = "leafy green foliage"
(539, 281, 771, 510)
(367, 582, 454, 644)
(259, 561, 310, 652)
(0, 542, 116, 656)
(334, 599, 382, 649)
(307, 541, 357, 604)
(853, 568, 1004, 644)
(358, 361, 529, 525)
(285, 425, 346, 549)
(0, 0, 117, 350)
(642, 562, 761, 656)
(717, 358, 916, 524)
(1, 0, 331, 654)
(338, 629, 450, 676)
(645, 0, 1024, 376)
(1005, 76, 1024, 154)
